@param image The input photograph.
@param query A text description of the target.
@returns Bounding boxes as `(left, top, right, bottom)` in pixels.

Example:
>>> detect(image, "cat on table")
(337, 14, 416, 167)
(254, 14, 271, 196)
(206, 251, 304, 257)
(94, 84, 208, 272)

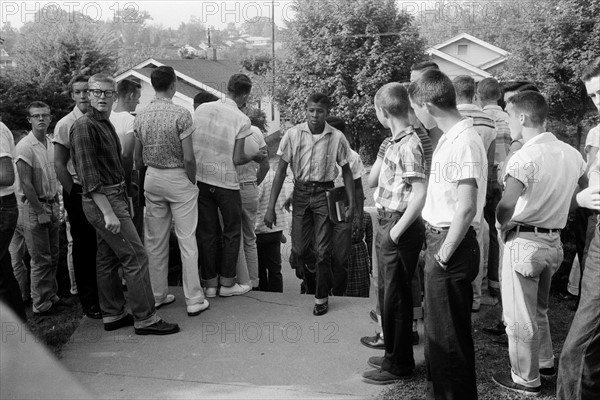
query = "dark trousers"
(63, 184, 99, 311)
(196, 182, 241, 288)
(424, 226, 479, 400)
(0, 193, 26, 321)
(484, 176, 501, 286)
(292, 182, 333, 300)
(257, 231, 283, 292)
(332, 220, 352, 296)
(377, 214, 425, 376)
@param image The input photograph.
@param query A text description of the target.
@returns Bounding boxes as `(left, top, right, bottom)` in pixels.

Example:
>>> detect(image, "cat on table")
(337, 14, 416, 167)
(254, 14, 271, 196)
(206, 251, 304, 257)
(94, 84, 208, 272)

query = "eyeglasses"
(28, 114, 52, 120)
(87, 89, 116, 98)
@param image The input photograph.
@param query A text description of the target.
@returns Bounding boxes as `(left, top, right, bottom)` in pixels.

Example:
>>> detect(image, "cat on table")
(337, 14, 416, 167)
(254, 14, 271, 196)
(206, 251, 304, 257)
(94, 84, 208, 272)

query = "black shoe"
(84, 305, 102, 319)
(368, 356, 383, 368)
(483, 320, 506, 335)
(33, 304, 61, 318)
(369, 309, 378, 323)
(362, 368, 414, 385)
(104, 314, 134, 331)
(557, 291, 577, 301)
(492, 372, 540, 396)
(412, 330, 419, 345)
(313, 302, 328, 316)
(134, 320, 180, 336)
(361, 332, 385, 349)
(53, 298, 72, 309)
(491, 333, 508, 347)
(569, 301, 579, 312)
(539, 367, 556, 378)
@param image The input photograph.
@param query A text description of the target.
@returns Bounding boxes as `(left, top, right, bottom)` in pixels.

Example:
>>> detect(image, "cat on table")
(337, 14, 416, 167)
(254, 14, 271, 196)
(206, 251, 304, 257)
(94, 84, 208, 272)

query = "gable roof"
(432, 33, 509, 57)
(425, 48, 492, 78)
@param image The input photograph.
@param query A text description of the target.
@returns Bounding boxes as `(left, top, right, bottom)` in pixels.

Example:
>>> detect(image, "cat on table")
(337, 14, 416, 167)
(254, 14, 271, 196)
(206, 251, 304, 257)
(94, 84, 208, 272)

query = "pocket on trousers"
(509, 240, 549, 278)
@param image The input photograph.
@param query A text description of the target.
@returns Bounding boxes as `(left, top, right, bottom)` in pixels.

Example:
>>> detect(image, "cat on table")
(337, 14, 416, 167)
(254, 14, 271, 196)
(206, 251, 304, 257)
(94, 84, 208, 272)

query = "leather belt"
(508, 225, 560, 235)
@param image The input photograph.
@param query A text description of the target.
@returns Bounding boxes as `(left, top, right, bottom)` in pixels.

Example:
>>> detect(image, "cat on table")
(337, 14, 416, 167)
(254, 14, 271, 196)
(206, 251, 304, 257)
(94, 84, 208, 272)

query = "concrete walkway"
(61, 287, 420, 399)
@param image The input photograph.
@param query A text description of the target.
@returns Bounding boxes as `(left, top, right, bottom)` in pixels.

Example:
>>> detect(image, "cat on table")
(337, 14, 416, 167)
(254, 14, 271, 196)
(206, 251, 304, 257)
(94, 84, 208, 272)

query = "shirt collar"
(457, 104, 482, 112)
(482, 105, 503, 112)
(445, 118, 474, 142)
(87, 106, 111, 122)
(391, 125, 416, 143)
(72, 106, 85, 119)
(151, 97, 173, 104)
(301, 122, 334, 137)
(522, 132, 557, 148)
(26, 131, 47, 146)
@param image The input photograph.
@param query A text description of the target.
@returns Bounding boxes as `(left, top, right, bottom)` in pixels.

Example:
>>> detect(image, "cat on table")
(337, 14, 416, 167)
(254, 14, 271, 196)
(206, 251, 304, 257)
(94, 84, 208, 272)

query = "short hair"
(477, 77, 501, 101)
(227, 74, 252, 97)
(325, 116, 346, 133)
(193, 90, 219, 109)
(507, 90, 548, 126)
(408, 69, 457, 110)
(307, 93, 331, 109)
(453, 75, 475, 100)
(374, 82, 409, 119)
(117, 79, 141, 98)
(501, 81, 540, 95)
(27, 101, 51, 114)
(89, 73, 115, 87)
(245, 107, 268, 133)
(69, 75, 90, 91)
(582, 56, 600, 82)
(411, 61, 439, 73)
(151, 66, 177, 92)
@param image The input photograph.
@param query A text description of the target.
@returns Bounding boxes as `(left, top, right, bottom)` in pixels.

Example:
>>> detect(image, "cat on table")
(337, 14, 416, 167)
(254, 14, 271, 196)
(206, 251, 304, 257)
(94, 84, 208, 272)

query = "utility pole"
(271, 0, 275, 121)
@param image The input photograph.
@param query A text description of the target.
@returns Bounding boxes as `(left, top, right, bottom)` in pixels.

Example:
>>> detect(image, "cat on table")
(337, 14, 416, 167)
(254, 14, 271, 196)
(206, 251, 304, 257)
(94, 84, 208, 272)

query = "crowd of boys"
(0, 55, 599, 399)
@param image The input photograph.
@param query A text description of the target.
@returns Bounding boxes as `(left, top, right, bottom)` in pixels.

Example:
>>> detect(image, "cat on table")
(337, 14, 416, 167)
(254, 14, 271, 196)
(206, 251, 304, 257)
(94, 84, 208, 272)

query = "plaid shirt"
(482, 105, 511, 165)
(70, 107, 125, 196)
(374, 126, 426, 212)
(278, 122, 350, 182)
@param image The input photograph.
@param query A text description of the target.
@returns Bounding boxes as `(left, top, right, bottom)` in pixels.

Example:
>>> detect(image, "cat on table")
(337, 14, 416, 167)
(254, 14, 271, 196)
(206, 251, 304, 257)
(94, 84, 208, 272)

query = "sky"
(1, 0, 295, 30)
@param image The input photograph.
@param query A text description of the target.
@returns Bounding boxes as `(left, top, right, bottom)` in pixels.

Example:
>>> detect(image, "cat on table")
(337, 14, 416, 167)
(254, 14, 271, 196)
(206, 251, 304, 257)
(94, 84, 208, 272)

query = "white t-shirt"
(236, 126, 267, 183)
(0, 122, 16, 197)
(109, 111, 135, 152)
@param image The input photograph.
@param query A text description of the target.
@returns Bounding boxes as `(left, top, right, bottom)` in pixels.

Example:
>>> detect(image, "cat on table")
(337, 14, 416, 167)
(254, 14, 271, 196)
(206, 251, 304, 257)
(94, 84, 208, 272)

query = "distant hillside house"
(426, 33, 509, 81)
(0, 48, 16, 69)
(114, 58, 280, 135)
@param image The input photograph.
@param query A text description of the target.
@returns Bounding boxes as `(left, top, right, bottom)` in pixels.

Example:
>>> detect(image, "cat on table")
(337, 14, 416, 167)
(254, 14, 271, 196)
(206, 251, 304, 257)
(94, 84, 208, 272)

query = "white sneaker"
(187, 300, 210, 316)
(219, 283, 251, 297)
(205, 288, 217, 298)
(155, 294, 175, 309)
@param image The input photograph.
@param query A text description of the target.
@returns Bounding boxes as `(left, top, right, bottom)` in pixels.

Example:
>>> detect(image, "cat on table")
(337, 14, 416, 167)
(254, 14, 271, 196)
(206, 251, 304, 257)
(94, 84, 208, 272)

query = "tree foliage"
(275, 0, 426, 161)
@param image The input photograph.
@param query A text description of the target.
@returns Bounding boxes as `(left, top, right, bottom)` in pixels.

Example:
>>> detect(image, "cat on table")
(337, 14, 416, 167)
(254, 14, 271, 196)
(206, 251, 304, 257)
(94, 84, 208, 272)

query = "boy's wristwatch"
(434, 253, 448, 268)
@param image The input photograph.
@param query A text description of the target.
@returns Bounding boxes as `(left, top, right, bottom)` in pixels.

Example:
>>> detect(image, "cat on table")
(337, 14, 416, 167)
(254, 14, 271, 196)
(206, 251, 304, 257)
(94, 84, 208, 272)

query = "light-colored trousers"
(235, 181, 259, 287)
(471, 216, 489, 309)
(144, 167, 204, 306)
(501, 229, 562, 388)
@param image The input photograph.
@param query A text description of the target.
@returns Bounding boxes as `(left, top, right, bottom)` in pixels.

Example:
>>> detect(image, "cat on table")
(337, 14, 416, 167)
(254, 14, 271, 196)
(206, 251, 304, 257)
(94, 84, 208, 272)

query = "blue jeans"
(558, 220, 600, 399)
(0, 193, 26, 321)
(257, 231, 283, 292)
(22, 200, 60, 313)
(82, 184, 159, 328)
(292, 182, 334, 300)
(424, 226, 479, 400)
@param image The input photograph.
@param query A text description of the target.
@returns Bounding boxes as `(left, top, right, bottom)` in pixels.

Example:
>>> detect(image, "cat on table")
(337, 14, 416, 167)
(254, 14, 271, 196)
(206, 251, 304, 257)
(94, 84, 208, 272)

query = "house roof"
(432, 33, 509, 57)
(425, 48, 492, 79)
(132, 68, 203, 100)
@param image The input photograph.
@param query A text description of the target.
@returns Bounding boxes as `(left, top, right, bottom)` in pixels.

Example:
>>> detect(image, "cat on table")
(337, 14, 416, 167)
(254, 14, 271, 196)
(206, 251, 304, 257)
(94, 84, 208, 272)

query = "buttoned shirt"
(457, 104, 497, 154)
(134, 98, 194, 169)
(255, 169, 289, 234)
(482, 105, 511, 166)
(236, 126, 267, 183)
(505, 132, 585, 229)
(15, 131, 58, 200)
(278, 122, 350, 182)
(193, 98, 252, 190)
(423, 118, 487, 228)
(0, 122, 16, 197)
(374, 126, 426, 212)
(70, 108, 125, 196)
(53, 106, 85, 184)
(378, 127, 433, 177)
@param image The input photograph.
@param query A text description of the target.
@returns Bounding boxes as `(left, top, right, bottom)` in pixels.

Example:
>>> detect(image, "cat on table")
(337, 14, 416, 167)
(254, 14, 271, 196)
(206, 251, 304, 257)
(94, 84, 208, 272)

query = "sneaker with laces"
(204, 288, 217, 298)
(187, 300, 210, 316)
(492, 372, 540, 396)
(219, 283, 251, 297)
(155, 294, 175, 309)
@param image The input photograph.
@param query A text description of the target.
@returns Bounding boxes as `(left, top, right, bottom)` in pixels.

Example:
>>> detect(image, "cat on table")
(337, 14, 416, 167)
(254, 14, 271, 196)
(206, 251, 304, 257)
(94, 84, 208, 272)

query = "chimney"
(212, 48, 217, 61)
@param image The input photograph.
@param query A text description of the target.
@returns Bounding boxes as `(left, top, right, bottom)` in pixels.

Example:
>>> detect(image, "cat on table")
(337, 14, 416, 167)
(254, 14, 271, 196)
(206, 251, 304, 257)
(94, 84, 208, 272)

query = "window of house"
(457, 44, 468, 56)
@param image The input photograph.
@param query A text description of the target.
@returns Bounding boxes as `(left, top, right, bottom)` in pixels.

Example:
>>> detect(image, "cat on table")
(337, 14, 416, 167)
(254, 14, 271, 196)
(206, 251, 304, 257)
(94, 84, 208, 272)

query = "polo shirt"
(457, 104, 497, 153)
(0, 122, 16, 197)
(110, 110, 135, 152)
(482, 105, 511, 165)
(53, 106, 85, 184)
(277, 122, 350, 182)
(193, 98, 252, 190)
(15, 131, 58, 200)
(374, 126, 426, 212)
(505, 132, 586, 229)
(236, 126, 267, 183)
(423, 118, 487, 228)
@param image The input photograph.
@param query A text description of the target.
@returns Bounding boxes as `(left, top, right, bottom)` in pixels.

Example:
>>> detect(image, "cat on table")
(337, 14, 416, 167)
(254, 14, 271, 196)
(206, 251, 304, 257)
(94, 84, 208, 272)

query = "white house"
(426, 33, 510, 81)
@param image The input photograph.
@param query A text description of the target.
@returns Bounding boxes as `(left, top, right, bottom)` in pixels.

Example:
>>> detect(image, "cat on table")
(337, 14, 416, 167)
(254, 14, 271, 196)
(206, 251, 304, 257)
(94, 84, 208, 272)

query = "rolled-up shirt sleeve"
(70, 120, 103, 195)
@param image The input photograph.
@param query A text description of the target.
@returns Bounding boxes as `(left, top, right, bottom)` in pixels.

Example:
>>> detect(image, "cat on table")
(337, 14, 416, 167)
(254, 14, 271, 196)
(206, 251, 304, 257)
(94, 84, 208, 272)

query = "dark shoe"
(104, 314, 134, 331)
(539, 367, 556, 378)
(361, 332, 385, 349)
(84, 304, 102, 319)
(483, 320, 506, 335)
(492, 372, 540, 396)
(33, 304, 60, 318)
(368, 356, 383, 368)
(569, 301, 579, 312)
(369, 309, 378, 323)
(313, 302, 328, 316)
(471, 305, 481, 313)
(412, 330, 419, 345)
(557, 291, 577, 301)
(53, 298, 72, 309)
(362, 369, 414, 385)
(491, 333, 508, 347)
(489, 286, 500, 298)
(134, 320, 180, 336)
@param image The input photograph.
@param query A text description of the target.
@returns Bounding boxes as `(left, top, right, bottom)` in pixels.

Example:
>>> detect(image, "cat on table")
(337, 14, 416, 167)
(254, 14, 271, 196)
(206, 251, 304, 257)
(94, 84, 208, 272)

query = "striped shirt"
(374, 126, 426, 212)
(255, 169, 289, 234)
(277, 122, 350, 182)
(482, 105, 511, 166)
(70, 107, 125, 196)
(457, 104, 497, 154)
(193, 98, 252, 190)
(15, 131, 58, 200)
(134, 98, 194, 169)
(53, 106, 85, 184)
